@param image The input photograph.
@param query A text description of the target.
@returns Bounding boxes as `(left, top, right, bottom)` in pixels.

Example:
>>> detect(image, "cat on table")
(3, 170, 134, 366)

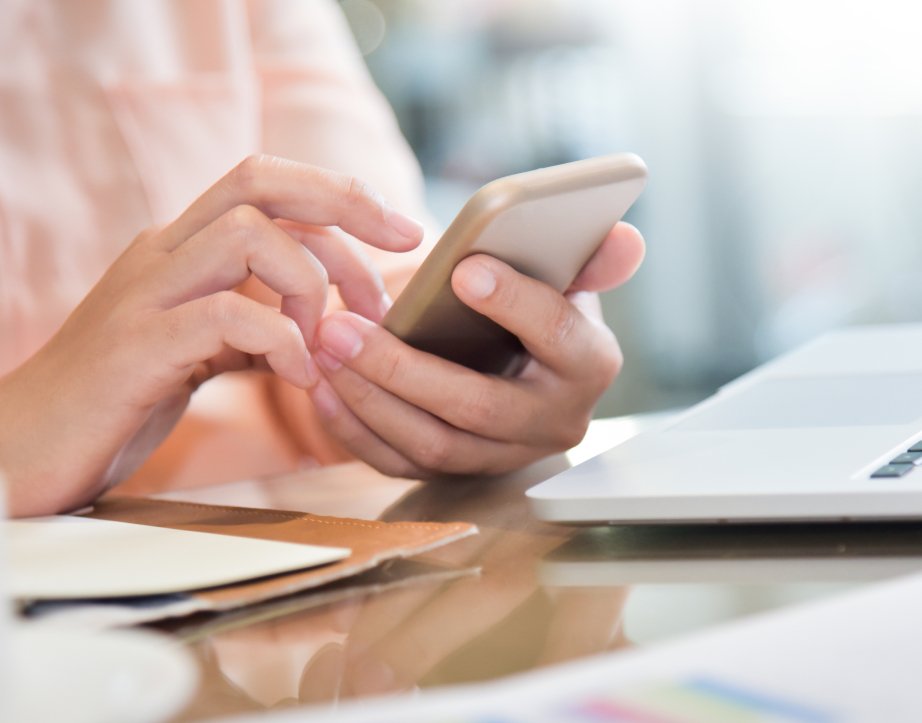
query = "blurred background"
(340, 0, 922, 418)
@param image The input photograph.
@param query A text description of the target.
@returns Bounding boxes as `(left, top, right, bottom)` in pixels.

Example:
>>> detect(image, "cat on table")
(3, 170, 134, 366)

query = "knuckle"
(205, 290, 241, 326)
(130, 226, 160, 249)
(163, 310, 183, 344)
(375, 346, 405, 388)
(413, 431, 453, 471)
(561, 414, 592, 450)
(349, 375, 378, 408)
(344, 175, 384, 215)
(454, 387, 500, 430)
(221, 205, 268, 253)
(232, 154, 267, 191)
(540, 299, 577, 350)
(224, 203, 265, 232)
(345, 175, 371, 203)
(280, 315, 304, 345)
(542, 409, 591, 453)
(492, 279, 520, 312)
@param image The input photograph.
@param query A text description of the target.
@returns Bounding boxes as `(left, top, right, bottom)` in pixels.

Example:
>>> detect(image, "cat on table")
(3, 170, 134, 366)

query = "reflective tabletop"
(149, 415, 922, 720)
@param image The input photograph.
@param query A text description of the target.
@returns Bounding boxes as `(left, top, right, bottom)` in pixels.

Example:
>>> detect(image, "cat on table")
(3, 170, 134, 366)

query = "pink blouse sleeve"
(248, 0, 435, 248)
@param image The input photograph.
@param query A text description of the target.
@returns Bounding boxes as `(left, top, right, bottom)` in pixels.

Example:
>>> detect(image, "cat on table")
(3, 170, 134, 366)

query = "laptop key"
(909, 441, 922, 453)
(891, 452, 922, 465)
(871, 463, 915, 478)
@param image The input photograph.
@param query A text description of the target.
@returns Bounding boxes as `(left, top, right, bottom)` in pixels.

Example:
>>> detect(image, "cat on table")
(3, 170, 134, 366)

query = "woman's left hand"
(305, 222, 645, 478)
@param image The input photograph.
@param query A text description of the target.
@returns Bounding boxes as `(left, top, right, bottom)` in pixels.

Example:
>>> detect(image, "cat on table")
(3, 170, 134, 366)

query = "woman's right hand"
(0, 155, 423, 517)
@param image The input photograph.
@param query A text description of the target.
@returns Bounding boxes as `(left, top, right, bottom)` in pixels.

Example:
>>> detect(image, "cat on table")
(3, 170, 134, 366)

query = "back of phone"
(382, 154, 647, 375)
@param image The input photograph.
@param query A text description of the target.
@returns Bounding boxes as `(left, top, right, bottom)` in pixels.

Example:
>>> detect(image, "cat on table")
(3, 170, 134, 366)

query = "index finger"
(162, 155, 424, 252)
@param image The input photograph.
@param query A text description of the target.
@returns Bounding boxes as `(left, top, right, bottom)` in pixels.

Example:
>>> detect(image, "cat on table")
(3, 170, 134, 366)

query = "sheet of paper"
(233, 571, 922, 723)
(9, 516, 350, 600)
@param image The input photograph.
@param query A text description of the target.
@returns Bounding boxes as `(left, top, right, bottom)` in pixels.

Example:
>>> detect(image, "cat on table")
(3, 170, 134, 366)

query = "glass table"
(148, 414, 922, 720)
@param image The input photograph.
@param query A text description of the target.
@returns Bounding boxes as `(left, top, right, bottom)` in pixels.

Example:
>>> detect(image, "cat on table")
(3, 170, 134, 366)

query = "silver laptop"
(527, 324, 922, 524)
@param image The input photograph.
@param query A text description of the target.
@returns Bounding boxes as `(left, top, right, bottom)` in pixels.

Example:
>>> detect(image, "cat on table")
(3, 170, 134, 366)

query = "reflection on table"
(150, 415, 922, 719)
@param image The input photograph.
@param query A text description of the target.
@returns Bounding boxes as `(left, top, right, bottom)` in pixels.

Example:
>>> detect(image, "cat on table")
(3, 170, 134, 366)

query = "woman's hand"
(306, 222, 644, 478)
(0, 155, 423, 516)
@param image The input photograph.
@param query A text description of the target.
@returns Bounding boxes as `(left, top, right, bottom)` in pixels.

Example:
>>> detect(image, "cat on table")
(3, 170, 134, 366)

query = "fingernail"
(384, 208, 424, 242)
(457, 261, 496, 299)
(320, 318, 364, 361)
(311, 382, 341, 419)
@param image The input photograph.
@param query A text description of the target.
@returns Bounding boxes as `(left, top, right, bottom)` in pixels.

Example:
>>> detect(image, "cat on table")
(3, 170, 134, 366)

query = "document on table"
(237, 570, 922, 723)
(9, 515, 350, 600)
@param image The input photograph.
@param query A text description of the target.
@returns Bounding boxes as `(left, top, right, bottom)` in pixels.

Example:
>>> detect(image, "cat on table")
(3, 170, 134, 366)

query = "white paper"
(9, 516, 349, 600)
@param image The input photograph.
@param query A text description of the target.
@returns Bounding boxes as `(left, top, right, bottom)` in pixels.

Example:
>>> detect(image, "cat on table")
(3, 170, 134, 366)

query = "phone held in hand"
(382, 153, 648, 376)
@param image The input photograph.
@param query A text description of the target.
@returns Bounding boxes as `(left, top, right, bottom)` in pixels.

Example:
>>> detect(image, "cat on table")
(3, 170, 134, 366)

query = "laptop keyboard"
(871, 441, 922, 478)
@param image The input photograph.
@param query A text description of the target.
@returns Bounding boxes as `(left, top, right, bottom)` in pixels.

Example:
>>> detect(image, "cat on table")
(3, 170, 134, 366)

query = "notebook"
(528, 324, 922, 524)
(10, 497, 477, 620)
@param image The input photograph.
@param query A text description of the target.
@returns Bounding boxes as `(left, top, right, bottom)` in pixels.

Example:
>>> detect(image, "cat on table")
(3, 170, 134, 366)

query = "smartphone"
(382, 153, 647, 375)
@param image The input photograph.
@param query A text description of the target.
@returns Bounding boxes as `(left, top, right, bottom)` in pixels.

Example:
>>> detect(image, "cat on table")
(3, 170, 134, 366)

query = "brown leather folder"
(82, 497, 477, 612)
